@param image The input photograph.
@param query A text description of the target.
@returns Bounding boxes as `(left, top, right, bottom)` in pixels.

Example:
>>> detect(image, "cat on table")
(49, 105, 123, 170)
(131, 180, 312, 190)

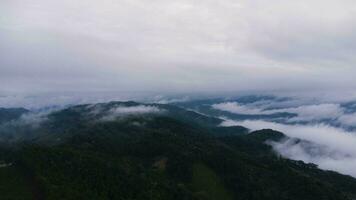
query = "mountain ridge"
(0, 101, 355, 199)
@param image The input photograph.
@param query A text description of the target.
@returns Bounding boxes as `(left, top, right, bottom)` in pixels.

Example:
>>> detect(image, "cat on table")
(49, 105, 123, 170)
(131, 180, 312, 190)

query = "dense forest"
(0, 102, 356, 200)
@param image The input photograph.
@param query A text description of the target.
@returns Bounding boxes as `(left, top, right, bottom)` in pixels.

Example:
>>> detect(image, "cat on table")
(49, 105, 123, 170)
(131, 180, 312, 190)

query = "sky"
(1, 0, 356, 96)
(2, 0, 356, 178)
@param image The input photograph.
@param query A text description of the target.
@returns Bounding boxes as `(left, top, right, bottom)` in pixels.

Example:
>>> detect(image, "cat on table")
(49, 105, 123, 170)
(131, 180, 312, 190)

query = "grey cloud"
(243, 0, 356, 65)
(337, 113, 356, 127)
(1, 0, 356, 94)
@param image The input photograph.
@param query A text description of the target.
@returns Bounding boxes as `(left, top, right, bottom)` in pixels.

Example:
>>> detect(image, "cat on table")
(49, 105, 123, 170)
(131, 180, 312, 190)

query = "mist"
(222, 119, 356, 177)
(2, 0, 356, 178)
(99, 105, 165, 121)
(2, 1, 356, 198)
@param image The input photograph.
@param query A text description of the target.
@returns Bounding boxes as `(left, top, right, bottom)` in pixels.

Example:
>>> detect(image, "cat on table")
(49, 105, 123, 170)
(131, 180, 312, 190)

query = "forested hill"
(0, 101, 356, 200)
(0, 107, 28, 123)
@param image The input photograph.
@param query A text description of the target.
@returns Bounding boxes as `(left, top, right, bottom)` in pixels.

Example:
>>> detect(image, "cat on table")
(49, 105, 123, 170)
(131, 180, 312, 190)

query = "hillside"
(0, 108, 28, 124)
(0, 102, 355, 200)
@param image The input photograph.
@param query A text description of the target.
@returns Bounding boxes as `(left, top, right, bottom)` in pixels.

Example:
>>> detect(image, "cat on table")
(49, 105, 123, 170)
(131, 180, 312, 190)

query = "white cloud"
(337, 113, 356, 127)
(212, 102, 268, 115)
(274, 104, 344, 122)
(0, 108, 59, 131)
(222, 119, 356, 177)
(16, 112, 49, 127)
(214, 101, 347, 123)
(269, 138, 356, 177)
(100, 105, 164, 121)
(152, 95, 191, 104)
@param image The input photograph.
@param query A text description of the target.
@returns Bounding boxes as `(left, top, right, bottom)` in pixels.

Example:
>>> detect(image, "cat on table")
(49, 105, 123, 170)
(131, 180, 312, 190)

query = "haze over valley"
(2, 0, 356, 199)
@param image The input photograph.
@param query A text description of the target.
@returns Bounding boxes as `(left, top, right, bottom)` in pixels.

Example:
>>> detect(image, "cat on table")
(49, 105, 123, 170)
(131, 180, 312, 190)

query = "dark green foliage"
(0, 165, 33, 200)
(211, 126, 249, 137)
(247, 129, 286, 142)
(0, 108, 28, 124)
(0, 102, 355, 200)
(191, 163, 233, 200)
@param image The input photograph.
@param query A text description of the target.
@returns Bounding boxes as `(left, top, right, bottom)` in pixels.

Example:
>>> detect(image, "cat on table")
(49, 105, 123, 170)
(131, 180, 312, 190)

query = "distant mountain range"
(0, 101, 355, 200)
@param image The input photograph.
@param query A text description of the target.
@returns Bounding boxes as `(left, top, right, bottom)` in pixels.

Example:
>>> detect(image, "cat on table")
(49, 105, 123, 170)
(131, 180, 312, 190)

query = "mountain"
(0, 102, 355, 200)
(0, 108, 29, 124)
(172, 96, 297, 122)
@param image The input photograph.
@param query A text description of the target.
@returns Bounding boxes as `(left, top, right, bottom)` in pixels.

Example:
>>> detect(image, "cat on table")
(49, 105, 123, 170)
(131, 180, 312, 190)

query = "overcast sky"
(1, 0, 356, 95)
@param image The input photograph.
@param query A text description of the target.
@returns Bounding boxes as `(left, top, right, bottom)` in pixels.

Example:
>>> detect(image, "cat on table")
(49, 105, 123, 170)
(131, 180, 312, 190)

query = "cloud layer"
(1, 0, 356, 94)
(222, 119, 356, 177)
(100, 105, 164, 121)
(213, 100, 356, 128)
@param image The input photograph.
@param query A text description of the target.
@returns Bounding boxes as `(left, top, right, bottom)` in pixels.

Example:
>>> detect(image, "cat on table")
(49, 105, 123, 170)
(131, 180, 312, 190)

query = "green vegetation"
(0, 165, 33, 200)
(0, 108, 28, 123)
(192, 163, 233, 200)
(0, 102, 355, 199)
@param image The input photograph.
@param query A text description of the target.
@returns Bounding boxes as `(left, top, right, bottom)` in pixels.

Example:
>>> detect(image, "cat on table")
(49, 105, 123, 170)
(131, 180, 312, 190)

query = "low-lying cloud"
(1, 108, 59, 129)
(100, 105, 164, 121)
(213, 101, 356, 128)
(221, 119, 356, 177)
(275, 104, 343, 122)
(269, 138, 356, 178)
(212, 102, 270, 115)
(337, 113, 356, 127)
(15, 112, 49, 128)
